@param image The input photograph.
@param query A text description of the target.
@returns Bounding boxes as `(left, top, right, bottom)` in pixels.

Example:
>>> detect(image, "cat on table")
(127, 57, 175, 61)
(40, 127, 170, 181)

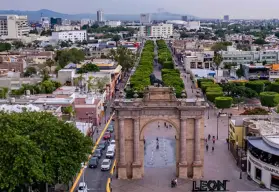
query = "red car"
(103, 132, 111, 140)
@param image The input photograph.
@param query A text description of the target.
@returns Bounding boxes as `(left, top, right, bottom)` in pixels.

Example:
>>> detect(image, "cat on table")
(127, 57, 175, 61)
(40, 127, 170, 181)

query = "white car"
(110, 140, 116, 145)
(106, 149, 115, 159)
(101, 159, 111, 171)
(78, 182, 88, 192)
(107, 145, 115, 152)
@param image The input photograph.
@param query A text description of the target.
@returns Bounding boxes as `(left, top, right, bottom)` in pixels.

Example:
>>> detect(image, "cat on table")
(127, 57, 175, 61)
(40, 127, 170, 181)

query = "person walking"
(206, 144, 209, 151)
(213, 137, 215, 144)
(212, 146, 214, 152)
(208, 134, 211, 141)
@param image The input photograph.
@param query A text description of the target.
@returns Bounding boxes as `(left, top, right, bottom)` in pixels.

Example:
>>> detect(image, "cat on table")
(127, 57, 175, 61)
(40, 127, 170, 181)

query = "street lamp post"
(228, 113, 232, 150)
(217, 112, 220, 140)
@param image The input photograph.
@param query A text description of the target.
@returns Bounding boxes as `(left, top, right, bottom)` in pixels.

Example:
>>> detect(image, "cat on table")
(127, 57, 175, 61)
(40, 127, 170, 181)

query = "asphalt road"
(74, 120, 115, 192)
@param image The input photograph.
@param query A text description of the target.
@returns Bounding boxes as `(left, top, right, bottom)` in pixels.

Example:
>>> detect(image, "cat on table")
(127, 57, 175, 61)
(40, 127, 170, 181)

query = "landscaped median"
(156, 40, 185, 97)
(127, 40, 155, 98)
(70, 113, 115, 192)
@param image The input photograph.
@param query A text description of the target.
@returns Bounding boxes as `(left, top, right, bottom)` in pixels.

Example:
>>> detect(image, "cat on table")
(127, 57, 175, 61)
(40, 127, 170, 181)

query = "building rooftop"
(33, 97, 74, 105)
(248, 137, 279, 156)
(0, 104, 41, 113)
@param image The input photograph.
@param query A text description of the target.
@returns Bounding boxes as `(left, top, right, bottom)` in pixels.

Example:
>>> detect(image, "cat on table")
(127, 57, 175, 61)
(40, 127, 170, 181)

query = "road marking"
(70, 113, 115, 192)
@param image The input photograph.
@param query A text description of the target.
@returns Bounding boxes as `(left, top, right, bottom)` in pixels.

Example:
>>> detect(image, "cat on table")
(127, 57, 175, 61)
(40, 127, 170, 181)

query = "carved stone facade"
(112, 86, 206, 180)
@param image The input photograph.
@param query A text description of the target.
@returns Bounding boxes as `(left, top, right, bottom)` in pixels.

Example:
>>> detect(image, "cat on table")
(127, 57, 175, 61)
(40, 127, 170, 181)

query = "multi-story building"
(105, 21, 121, 27)
(181, 16, 188, 21)
(183, 51, 214, 69)
(220, 49, 279, 67)
(0, 15, 29, 39)
(242, 64, 270, 80)
(0, 56, 27, 73)
(41, 17, 50, 29)
(54, 25, 81, 32)
(50, 17, 62, 28)
(138, 24, 173, 38)
(62, 19, 71, 26)
(224, 15, 230, 21)
(140, 14, 151, 24)
(97, 10, 104, 23)
(81, 19, 91, 27)
(51, 30, 87, 43)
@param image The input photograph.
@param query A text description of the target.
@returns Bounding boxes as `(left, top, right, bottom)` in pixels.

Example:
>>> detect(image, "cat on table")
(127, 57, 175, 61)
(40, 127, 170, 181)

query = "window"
(255, 167, 262, 181)
(271, 175, 279, 190)
(248, 161, 251, 173)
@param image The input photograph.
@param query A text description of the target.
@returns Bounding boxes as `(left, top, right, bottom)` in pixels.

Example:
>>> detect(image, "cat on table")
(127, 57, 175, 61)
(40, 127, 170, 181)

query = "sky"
(3, 0, 279, 19)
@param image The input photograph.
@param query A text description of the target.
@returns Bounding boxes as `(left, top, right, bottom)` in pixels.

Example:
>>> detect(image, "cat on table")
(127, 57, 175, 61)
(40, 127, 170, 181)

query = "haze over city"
(3, 0, 279, 19)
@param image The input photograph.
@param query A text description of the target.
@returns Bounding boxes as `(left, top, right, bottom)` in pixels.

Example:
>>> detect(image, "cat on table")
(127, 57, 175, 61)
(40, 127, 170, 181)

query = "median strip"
(70, 113, 115, 192)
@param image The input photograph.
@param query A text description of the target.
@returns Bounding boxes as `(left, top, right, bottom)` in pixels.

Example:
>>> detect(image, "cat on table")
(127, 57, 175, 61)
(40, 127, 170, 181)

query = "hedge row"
(202, 81, 224, 102)
(156, 40, 185, 97)
(129, 40, 155, 96)
(259, 92, 279, 107)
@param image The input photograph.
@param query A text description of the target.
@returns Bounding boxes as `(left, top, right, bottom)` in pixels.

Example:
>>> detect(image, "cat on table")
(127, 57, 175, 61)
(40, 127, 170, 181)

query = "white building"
(220, 49, 279, 67)
(105, 21, 121, 27)
(140, 13, 151, 24)
(246, 120, 279, 191)
(81, 19, 92, 26)
(62, 19, 71, 25)
(183, 51, 214, 70)
(185, 21, 200, 30)
(97, 10, 104, 22)
(139, 24, 173, 38)
(51, 30, 87, 43)
(0, 15, 29, 39)
(54, 25, 81, 32)
(41, 17, 50, 29)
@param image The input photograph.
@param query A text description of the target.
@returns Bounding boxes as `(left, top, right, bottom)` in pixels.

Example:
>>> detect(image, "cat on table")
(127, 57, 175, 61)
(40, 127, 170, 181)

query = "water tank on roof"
(10, 97, 15, 104)
(26, 90, 31, 96)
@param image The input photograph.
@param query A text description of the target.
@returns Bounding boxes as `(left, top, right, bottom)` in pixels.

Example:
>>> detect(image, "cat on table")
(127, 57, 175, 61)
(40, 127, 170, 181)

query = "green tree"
(215, 96, 233, 109)
(24, 66, 37, 77)
(0, 42, 12, 52)
(77, 63, 100, 74)
(56, 48, 85, 68)
(260, 92, 279, 108)
(108, 47, 136, 75)
(236, 64, 245, 78)
(87, 76, 95, 93)
(44, 45, 54, 51)
(12, 41, 25, 49)
(112, 35, 121, 42)
(44, 59, 56, 73)
(0, 112, 92, 191)
(213, 52, 223, 77)
(96, 76, 110, 93)
(253, 38, 268, 45)
(0, 87, 8, 99)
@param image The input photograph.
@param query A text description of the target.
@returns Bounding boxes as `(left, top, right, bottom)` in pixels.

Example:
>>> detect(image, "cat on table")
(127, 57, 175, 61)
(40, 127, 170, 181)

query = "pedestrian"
(212, 146, 214, 152)
(164, 122, 166, 127)
(166, 125, 168, 129)
(213, 137, 215, 144)
(97, 128, 99, 134)
(205, 138, 207, 143)
(208, 134, 211, 141)
(206, 144, 209, 151)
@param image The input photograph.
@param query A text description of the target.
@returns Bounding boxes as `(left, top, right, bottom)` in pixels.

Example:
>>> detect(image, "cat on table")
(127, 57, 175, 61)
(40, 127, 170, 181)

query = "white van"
(107, 145, 115, 152)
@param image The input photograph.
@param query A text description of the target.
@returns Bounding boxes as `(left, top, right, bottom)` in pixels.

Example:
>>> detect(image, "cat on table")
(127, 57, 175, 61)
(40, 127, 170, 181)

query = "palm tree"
(213, 52, 223, 80)
(96, 76, 110, 93)
(45, 59, 56, 73)
(86, 76, 95, 93)
(108, 47, 136, 76)
(77, 74, 85, 88)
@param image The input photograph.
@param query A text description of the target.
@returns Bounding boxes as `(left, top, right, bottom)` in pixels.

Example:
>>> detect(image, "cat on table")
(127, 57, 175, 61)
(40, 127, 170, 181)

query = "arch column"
(193, 117, 202, 179)
(178, 118, 188, 179)
(118, 117, 127, 179)
(132, 117, 142, 179)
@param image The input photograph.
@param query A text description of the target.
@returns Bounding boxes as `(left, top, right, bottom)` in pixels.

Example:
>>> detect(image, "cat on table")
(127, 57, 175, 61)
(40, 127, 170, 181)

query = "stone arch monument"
(112, 86, 206, 180)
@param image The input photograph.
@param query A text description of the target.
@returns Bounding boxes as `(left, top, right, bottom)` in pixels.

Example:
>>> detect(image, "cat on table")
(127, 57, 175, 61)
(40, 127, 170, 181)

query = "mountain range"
(0, 9, 196, 21)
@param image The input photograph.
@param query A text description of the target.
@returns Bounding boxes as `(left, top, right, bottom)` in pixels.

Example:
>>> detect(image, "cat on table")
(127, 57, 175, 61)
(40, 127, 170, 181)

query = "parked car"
(103, 132, 111, 140)
(78, 182, 88, 192)
(107, 125, 114, 133)
(98, 140, 107, 151)
(106, 149, 115, 159)
(93, 149, 102, 159)
(107, 145, 115, 153)
(89, 157, 99, 168)
(101, 159, 112, 171)
(110, 139, 116, 146)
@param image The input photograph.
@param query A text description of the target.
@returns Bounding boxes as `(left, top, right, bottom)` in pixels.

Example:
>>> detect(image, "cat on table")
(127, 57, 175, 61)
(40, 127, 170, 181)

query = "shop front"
(247, 152, 279, 191)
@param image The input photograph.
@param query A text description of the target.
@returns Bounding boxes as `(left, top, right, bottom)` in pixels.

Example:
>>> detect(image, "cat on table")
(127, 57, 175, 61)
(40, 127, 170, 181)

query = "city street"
(110, 42, 265, 192)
